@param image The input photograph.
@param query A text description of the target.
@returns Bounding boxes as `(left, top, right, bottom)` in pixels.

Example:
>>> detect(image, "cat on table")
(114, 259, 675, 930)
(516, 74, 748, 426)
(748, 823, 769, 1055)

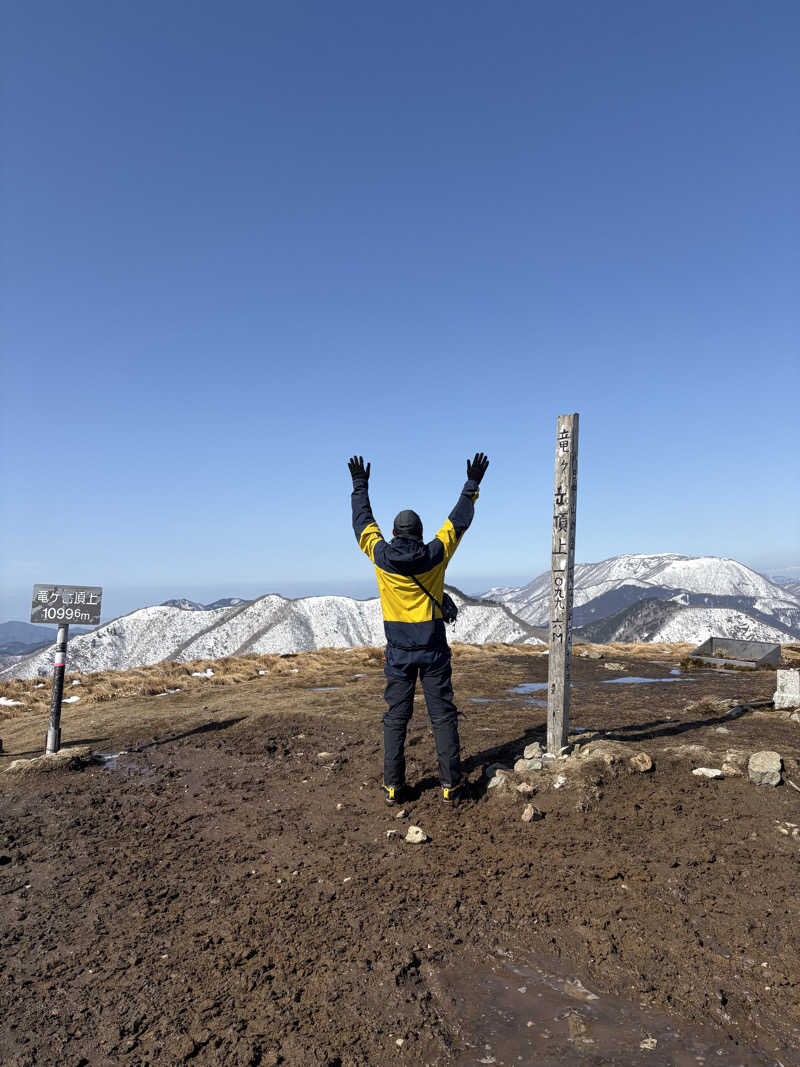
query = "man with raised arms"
(348, 452, 490, 808)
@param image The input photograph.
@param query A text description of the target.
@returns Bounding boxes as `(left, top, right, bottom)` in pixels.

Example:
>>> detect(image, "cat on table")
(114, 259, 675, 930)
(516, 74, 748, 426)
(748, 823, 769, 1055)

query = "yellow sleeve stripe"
(358, 521, 383, 562)
(435, 517, 460, 565)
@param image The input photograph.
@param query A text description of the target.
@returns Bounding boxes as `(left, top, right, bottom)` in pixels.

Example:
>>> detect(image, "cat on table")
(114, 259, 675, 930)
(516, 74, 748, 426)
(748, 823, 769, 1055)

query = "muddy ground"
(1, 645, 799, 1066)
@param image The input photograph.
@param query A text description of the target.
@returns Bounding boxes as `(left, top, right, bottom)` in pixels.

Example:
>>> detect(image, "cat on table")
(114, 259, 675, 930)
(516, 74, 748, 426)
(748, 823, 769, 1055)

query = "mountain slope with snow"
(576, 598, 796, 645)
(772, 578, 800, 601)
(648, 607, 793, 645)
(482, 554, 800, 639)
(2, 587, 543, 679)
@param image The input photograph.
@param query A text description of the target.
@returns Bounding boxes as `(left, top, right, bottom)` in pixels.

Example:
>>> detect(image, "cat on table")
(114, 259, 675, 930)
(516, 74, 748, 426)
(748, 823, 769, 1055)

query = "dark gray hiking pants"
(382, 647, 461, 788)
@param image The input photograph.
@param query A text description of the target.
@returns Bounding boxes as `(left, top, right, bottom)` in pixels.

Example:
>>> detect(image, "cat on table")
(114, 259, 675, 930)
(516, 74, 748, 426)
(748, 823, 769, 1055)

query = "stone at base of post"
(46, 726, 61, 754)
(547, 718, 569, 757)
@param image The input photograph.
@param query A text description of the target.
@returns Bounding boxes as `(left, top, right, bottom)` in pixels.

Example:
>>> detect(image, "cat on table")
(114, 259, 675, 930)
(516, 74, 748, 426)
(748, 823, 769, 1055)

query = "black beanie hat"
(393, 509, 423, 540)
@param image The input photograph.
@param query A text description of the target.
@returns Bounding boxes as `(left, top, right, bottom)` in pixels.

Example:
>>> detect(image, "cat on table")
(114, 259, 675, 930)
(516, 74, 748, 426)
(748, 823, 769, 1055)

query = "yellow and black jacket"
(351, 479, 480, 654)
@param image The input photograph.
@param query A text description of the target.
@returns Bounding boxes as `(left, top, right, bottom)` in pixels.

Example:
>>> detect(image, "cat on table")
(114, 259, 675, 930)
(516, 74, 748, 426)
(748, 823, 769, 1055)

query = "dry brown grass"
(1, 639, 791, 725)
(0, 646, 388, 721)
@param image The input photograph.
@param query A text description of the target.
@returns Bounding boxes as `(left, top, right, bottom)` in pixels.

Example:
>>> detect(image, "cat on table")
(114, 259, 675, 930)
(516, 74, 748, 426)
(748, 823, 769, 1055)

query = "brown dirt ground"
(1, 644, 799, 1066)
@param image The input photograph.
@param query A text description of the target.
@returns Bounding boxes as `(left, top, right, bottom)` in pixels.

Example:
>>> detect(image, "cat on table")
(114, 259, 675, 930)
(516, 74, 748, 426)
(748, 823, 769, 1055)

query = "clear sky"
(2, 1, 798, 622)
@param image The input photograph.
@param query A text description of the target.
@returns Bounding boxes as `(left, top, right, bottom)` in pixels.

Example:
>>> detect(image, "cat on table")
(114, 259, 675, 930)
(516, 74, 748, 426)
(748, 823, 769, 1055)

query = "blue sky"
(2, 1, 798, 622)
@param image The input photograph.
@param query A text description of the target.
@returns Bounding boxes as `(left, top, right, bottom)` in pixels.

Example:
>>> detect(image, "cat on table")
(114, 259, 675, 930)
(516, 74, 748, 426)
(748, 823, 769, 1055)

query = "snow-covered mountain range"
(482, 554, 800, 644)
(3, 554, 797, 681)
(575, 598, 795, 646)
(1, 587, 543, 679)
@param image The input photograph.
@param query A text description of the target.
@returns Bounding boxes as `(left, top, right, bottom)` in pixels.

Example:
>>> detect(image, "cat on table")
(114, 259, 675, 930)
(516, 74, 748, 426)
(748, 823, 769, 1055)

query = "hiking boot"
(382, 783, 405, 806)
(441, 782, 463, 808)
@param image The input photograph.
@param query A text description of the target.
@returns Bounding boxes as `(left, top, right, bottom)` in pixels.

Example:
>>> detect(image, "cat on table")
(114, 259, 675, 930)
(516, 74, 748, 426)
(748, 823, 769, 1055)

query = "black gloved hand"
(348, 455, 371, 486)
(466, 452, 489, 484)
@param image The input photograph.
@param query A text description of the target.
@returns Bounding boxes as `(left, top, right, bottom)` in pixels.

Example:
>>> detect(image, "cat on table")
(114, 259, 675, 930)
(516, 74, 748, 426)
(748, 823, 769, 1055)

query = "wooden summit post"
(546, 413, 579, 755)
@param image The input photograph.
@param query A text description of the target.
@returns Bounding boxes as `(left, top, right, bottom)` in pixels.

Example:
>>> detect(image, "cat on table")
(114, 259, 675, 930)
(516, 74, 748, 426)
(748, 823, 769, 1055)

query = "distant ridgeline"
(0, 587, 543, 679)
(0, 620, 93, 658)
(2, 554, 797, 680)
(481, 553, 800, 645)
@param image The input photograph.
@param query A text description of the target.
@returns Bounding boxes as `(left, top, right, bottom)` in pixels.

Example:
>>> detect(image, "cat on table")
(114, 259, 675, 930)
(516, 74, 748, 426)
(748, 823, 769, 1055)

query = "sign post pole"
(546, 413, 579, 755)
(46, 624, 69, 754)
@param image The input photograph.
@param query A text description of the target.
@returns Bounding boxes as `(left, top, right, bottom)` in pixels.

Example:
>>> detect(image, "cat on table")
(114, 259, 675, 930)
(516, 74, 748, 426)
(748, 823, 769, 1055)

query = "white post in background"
(547, 413, 579, 755)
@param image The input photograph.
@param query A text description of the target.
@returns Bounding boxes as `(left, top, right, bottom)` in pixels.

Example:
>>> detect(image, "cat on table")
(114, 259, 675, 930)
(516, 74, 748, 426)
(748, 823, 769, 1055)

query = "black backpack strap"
(409, 572, 443, 619)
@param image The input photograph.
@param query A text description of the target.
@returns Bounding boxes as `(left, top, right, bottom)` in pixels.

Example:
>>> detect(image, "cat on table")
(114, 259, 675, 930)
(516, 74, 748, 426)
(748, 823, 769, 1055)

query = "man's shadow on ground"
(134, 716, 247, 751)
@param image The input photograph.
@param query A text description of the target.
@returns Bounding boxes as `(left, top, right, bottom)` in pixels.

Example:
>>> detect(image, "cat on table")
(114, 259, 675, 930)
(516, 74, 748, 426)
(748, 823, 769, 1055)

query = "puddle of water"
(442, 950, 793, 1066)
(471, 696, 547, 707)
(96, 751, 128, 767)
(603, 676, 696, 685)
(506, 683, 548, 694)
(95, 752, 155, 777)
(308, 687, 341, 692)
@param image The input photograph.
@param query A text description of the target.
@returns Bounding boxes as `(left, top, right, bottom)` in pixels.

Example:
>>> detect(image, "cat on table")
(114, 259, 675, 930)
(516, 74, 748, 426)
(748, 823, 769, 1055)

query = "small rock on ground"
(488, 773, 517, 800)
(514, 758, 543, 775)
(521, 803, 543, 823)
(523, 742, 543, 760)
(405, 826, 428, 844)
(628, 752, 653, 773)
(773, 669, 800, 710)
(748, 750, 782, 787)
(721, 762, 743, 778)
(693, 767, 723, 779)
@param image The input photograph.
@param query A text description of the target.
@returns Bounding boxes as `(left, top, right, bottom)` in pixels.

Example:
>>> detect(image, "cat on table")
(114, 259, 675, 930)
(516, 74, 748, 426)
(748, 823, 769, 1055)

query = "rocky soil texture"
(2, 645, 799, 1066)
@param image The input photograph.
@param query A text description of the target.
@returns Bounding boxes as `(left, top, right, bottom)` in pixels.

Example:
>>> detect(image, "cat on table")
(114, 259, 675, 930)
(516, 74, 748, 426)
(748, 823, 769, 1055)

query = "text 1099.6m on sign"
(30, 585, 103, 627)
